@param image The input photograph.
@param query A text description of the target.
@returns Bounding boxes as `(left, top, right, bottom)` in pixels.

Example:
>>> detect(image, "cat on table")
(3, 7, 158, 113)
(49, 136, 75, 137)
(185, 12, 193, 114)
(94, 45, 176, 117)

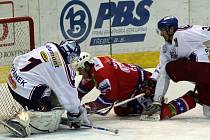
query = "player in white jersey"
(145, 16, 210, 120)
(5, 40, 91, 137)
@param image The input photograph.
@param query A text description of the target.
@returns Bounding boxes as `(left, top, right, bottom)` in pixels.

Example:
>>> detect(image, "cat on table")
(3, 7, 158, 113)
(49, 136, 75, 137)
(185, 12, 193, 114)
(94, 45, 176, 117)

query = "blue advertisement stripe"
(90, 34, 146, 46)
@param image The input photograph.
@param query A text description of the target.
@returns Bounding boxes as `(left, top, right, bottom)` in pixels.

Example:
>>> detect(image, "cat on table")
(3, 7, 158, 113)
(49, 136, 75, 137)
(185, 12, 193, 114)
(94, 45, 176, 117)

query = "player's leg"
(165, 58, 210, 85)
(165, 59, 210, 116)
(8, 85, 56, 111)
(7, 85, 36, 110)
(114, 100, 143, 116)
(114, 96, 153, 116)
(196, 84, 210, 106)
(195, 84, 210, 118)
(160, 91, 197, 120)
(203, 105, 210, 118)
(5, 108, 64, 137)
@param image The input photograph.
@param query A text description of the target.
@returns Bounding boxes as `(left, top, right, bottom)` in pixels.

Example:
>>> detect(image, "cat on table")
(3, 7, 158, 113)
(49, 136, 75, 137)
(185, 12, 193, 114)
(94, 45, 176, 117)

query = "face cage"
(67, 52, 79, 64)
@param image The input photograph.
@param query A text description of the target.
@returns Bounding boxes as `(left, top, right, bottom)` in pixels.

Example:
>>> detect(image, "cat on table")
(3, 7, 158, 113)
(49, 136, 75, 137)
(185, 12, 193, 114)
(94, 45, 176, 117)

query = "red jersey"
(78, 56, 151, 109)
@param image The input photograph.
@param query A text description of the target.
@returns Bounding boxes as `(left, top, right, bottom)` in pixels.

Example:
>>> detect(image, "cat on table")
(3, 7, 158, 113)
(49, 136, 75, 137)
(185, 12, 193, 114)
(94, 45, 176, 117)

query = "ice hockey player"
(72, 52, 157, 116)
(146, 16, 210, 120)
(5, 40, 91, 137)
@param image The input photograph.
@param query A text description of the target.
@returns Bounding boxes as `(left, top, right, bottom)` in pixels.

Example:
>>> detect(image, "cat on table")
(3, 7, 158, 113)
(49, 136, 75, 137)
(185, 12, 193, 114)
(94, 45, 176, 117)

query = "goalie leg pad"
(28, 108, 64, 133)
(5, 119, 30, 137)
(160, 92, 196, 120)
(4, 111, 31, 137)
(5, 108, 64, 137)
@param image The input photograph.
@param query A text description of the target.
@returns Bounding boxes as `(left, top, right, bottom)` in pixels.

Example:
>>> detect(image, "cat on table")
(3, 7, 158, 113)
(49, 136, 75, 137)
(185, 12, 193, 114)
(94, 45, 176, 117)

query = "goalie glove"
(67, 106, 92, 129)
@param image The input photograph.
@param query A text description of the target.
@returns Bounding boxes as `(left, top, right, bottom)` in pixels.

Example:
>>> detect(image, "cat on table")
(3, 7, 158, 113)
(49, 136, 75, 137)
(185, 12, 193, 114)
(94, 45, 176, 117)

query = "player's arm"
(51, 76, 92, 128)
(46, 60, 91, 128)
(153, 48, 171, 103)
(83, 94, 113, 113)
(151, 63, 161, 80)
(83, 74, 117, 113)
(77, 76, 95, 100)
(142, 47, 172, 118)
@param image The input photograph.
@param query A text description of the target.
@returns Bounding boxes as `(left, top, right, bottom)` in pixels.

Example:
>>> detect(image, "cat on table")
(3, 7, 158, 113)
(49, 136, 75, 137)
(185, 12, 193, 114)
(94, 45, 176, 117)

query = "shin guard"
(160, 93, 196, 120)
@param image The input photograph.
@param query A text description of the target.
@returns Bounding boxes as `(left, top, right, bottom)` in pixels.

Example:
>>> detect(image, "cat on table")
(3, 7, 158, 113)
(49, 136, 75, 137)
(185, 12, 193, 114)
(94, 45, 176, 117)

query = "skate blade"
(139, 114, 160, 121)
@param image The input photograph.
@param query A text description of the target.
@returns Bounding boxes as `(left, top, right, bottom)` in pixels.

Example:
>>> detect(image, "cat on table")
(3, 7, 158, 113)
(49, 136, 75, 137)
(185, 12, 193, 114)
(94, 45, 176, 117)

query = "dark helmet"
(157, 16, 178, 30)
(59, 39, 81, 64)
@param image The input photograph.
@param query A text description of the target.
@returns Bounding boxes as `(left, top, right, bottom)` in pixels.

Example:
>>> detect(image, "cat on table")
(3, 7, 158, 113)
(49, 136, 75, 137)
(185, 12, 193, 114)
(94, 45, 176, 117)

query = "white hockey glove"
(67, 106, 92, 129)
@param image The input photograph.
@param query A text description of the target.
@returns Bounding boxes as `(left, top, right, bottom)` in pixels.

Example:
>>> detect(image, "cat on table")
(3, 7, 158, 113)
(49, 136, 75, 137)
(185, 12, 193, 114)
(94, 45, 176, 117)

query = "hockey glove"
(141, 78, 157, 97)
(67, 106, 92, 129)
(83, 101, 110, 114)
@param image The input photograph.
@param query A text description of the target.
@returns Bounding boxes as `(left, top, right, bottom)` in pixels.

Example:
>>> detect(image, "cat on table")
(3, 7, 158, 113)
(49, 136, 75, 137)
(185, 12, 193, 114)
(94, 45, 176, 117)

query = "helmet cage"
(60, 39, 81, 64)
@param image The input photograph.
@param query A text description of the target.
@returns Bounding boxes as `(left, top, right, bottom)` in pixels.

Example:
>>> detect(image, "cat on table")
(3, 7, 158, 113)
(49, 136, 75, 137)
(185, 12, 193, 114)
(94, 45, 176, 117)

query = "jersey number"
(20, 57, 42, 72)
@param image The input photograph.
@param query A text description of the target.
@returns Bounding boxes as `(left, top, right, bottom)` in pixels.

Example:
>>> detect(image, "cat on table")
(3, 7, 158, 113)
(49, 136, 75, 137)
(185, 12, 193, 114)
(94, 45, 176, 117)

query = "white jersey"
(153, 25, 210, 101)
(7, 42, 80, 114)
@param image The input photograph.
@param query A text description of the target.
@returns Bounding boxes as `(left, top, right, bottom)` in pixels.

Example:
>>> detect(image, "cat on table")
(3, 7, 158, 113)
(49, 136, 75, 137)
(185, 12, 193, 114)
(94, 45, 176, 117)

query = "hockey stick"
(114, 93, 145, 107)
(91, 93, 145, 116)
(81, 123, 119, 134)
(60, 117, 119, 134)
(88, 103, 114, 116)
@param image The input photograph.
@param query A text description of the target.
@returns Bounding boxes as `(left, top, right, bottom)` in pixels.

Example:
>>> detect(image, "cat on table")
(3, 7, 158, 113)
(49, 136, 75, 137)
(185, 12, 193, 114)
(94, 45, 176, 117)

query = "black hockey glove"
(141, 78, 157, 97)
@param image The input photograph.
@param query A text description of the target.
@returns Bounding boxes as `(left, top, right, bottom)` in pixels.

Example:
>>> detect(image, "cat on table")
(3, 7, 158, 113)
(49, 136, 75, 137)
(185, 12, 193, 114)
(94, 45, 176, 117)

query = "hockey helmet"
(157, 16, 178, 30)
(72, 52, 92, 70)
(59, 39, 81, 64)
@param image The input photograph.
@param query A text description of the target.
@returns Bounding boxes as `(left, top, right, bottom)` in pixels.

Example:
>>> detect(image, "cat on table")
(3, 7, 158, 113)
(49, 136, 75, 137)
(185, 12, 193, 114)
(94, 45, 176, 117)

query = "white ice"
(1, 68, 210, 140)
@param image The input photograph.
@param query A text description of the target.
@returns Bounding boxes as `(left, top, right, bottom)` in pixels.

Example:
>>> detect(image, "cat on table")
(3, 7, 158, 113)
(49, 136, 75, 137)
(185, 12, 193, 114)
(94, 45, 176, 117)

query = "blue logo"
(60, 1, 92, 43)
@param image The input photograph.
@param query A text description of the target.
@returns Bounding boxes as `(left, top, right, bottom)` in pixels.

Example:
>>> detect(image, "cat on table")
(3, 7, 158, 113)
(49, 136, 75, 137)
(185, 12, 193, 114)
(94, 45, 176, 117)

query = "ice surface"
(1, 69, 210, 140)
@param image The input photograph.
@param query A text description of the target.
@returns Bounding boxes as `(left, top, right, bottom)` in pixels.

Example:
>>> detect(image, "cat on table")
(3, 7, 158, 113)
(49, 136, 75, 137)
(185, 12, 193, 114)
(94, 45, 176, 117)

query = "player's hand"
(141, 78, 157, 97)
(83, 103, 94, 114)
(83, 101, 110, 114)
(67, 106, 92, 129)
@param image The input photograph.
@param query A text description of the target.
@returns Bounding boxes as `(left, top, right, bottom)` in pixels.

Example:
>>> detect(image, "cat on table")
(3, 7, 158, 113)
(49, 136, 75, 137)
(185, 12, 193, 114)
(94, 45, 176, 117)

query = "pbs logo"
(60, 1, 92, 43)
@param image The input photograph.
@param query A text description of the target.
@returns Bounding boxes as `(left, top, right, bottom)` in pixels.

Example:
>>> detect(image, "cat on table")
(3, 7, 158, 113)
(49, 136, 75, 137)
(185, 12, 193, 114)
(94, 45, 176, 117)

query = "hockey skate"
(186, 90, 202, 105)
(1, 119, 30, 137)
(139, 102, 161, 121)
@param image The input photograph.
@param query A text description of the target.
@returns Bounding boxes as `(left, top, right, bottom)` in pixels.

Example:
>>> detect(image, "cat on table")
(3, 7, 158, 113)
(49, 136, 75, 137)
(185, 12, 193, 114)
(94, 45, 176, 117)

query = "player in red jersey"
(72, 52, 156, 116)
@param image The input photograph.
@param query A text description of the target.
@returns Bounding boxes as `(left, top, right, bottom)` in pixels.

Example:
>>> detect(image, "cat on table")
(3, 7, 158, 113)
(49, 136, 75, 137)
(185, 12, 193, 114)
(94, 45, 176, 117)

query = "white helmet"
(72, 52, 92, 70)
